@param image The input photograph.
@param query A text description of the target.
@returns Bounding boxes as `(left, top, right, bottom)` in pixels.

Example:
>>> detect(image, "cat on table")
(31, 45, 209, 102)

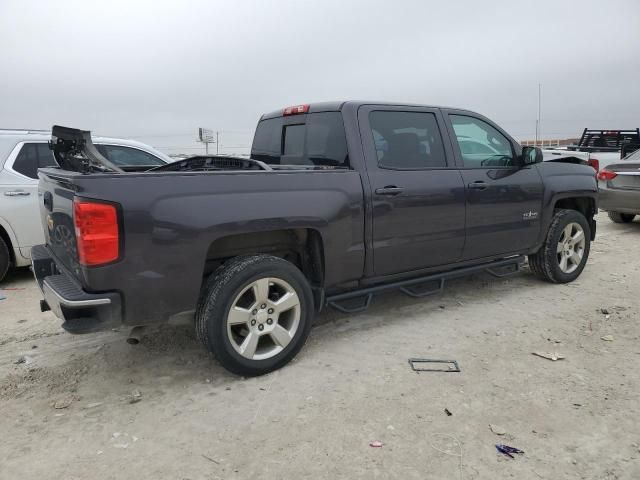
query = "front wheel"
(607, 211, 635, 224)
(528, 209, 591, 283)
(196, 255, 314, 376)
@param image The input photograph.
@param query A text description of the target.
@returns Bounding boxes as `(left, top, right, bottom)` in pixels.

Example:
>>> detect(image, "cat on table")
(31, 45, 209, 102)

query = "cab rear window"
(251, 112, 349, 168)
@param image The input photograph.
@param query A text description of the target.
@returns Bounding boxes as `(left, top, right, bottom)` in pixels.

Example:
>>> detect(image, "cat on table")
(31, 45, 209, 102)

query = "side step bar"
(325, 256, 524, 314)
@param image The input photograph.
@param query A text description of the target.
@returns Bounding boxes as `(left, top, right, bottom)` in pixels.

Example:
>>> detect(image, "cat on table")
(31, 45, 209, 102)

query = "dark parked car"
(32, 101, 598, 375)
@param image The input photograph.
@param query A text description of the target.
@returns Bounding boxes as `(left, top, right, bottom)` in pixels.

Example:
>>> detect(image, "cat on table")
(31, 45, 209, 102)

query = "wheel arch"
(552, 195, 597, 240)
(202, 228, 326, 289)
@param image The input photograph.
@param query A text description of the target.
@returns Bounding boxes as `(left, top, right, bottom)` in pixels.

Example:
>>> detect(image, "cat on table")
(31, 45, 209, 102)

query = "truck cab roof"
(260, 101, 471, 120)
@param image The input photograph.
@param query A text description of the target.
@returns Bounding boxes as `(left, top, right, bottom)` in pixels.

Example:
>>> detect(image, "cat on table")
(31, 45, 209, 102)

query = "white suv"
(0, 129, 171, 282)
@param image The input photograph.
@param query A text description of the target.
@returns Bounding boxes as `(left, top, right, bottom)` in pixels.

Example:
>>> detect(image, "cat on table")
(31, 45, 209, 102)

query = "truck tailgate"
(38, 169, 82, 275)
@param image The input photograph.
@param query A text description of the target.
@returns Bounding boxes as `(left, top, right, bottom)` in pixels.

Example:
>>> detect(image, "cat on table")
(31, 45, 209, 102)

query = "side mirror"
(521, 146, 543, 165)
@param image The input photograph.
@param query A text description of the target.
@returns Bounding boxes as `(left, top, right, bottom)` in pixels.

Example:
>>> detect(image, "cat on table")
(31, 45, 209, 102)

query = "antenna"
(536, 83, 542, 147)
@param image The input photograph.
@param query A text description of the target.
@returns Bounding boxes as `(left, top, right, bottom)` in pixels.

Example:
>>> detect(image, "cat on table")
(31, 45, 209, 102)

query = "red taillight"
(73, 199, 119, 266)
(283, 104, 310, 116)
(587, 157, 600, 172)
(597, 170, 617, 181)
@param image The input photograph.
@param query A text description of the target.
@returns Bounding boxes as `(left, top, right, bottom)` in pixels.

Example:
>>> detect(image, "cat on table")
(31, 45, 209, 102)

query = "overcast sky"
(1, 0, 639, 154)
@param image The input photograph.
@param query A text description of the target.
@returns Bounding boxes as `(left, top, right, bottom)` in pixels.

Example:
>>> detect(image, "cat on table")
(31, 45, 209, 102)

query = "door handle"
(467, 181, 487, 190)
(4, 191, 31, 196)
(375, 186, 404, 196)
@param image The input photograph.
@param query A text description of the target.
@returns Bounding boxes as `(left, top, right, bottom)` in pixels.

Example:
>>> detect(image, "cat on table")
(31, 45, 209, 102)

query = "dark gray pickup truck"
(33, 101, 598, 375)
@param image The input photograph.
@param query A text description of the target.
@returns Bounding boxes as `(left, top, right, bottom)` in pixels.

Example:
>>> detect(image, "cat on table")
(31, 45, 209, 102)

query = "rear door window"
(251, 112, 349, 167)
(12, 143, 58, 179)
(368, 111, 447, 169)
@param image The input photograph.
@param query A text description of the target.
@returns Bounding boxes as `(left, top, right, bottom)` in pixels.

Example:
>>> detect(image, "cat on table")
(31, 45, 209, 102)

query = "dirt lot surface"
(1, 212, 639, 480)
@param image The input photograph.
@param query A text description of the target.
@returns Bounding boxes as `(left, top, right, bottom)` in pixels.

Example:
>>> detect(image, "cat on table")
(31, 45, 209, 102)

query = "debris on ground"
(600, 308, 610, 315)
(532, 351, 565, 361)
(14, 356, 30, 365)
(369, 441, 383, 448)
(444, 408, 452, 416)
(128, 389, 142, 404)
(601, 335, 614, 342)
(53, 396, 75, 409)
(489, 424, 507, 435)
(495, 444, 524, 459)
(202, 454, 221, 464)
(408, 358, 460, 372)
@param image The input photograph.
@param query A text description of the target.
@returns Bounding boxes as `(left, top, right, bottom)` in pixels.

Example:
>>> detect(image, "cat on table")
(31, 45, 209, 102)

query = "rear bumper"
(599, 185, 640, 214)
(31, 245, 122, 334)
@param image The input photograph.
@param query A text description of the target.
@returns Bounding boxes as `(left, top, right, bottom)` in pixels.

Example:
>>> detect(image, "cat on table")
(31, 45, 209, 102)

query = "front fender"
(534, 162, 598, 248)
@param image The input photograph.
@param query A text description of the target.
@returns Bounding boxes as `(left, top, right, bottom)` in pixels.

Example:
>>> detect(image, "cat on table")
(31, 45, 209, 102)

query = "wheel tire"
(607, 211, 635, 223)
(528, 209, 591, 284)
(0, 236, 10, 283)
(195, 255, 314, 376)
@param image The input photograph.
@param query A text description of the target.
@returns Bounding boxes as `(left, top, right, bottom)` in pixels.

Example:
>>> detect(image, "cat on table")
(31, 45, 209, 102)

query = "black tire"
(195, 255, 314, 376)
(607, 211, 635, 223)
(0, 236, 10, 283)
(528, 209, 591, 284)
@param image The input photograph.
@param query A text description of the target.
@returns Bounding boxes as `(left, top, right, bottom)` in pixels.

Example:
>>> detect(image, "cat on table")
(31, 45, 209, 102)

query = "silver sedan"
(598, 148, 640, 223)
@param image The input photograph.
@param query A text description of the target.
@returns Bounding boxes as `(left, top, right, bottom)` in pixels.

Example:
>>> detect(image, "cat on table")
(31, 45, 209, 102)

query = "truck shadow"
(117, 270, 533, 381)
(1, 268, 538, 403)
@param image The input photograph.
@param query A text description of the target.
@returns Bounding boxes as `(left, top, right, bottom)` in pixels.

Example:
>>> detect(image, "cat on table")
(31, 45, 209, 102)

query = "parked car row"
(0, 130, 171, 281)
(4, 103, 637, 376)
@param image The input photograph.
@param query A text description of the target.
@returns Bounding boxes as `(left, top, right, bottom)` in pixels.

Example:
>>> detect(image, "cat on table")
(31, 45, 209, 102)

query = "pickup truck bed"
(34, 101, 598, 375)
(36, 166, 364, 330)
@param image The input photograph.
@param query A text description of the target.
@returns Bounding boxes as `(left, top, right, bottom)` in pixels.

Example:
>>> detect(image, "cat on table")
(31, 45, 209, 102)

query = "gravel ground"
(0, 212, 639, 480)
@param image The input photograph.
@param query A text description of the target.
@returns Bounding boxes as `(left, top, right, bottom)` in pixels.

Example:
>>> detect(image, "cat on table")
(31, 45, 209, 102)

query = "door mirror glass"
(521, 146, 543, 165)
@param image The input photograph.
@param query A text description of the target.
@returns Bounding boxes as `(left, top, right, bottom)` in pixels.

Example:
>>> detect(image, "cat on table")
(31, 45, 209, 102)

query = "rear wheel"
(607, 211, 635, 223)
(196, 255, 314, 376)
(0, 236, 10, 283)
(528, 209, 590, 283)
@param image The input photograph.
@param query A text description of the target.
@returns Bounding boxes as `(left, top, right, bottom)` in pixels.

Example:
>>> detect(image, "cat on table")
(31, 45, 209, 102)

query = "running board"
(326, 256, 524, 314)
